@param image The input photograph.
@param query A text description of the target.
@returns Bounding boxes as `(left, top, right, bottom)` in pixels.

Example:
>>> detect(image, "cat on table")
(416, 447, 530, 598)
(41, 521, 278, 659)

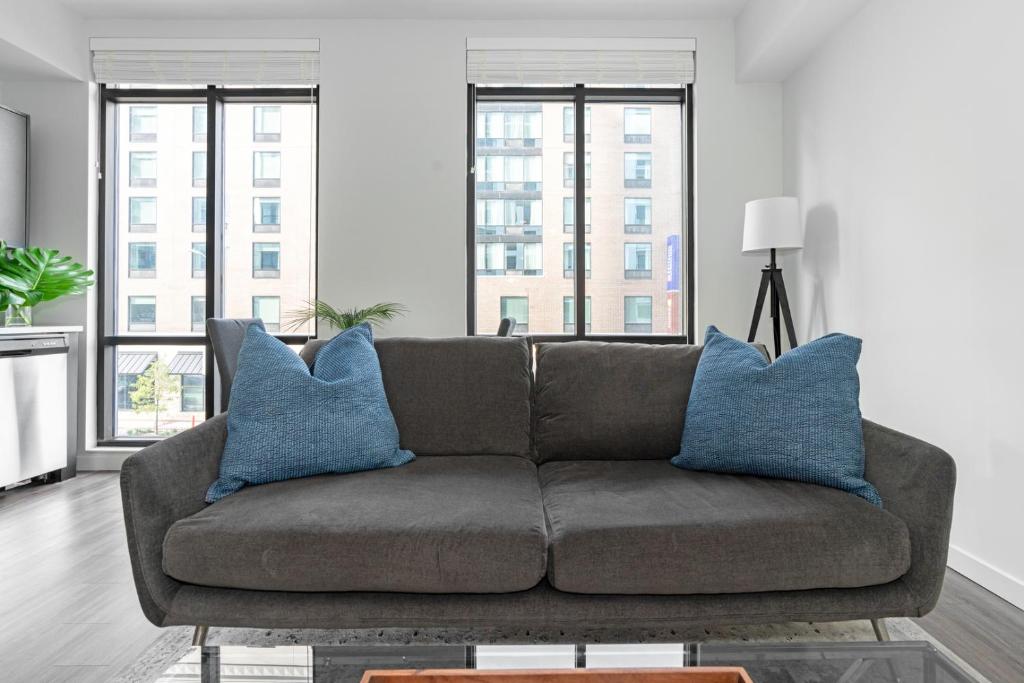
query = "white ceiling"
(59, 0, 750, 21)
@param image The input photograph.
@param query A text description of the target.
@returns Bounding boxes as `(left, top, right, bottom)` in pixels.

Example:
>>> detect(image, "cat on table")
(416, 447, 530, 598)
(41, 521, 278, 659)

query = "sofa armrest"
(120, 413, 227, 626)
(862, 419, 956, 615)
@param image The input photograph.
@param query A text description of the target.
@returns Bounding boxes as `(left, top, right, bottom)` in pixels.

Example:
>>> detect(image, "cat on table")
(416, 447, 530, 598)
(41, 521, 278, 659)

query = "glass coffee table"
(155, 641, 979, 682)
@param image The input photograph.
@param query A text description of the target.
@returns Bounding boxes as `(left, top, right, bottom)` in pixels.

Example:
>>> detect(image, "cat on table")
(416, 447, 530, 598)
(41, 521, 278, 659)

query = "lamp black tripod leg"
(747, 269, 772, 344)
(772, 269, 798, 351)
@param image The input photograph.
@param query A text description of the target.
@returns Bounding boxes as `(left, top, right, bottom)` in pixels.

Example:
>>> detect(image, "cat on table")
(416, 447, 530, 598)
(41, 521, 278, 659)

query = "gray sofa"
(121, 337, 956, 644)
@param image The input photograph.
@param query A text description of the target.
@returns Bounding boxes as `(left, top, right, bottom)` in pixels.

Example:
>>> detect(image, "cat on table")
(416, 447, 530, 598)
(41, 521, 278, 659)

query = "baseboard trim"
(948, 544, 1024, 610)
(77, 449, 135, 471)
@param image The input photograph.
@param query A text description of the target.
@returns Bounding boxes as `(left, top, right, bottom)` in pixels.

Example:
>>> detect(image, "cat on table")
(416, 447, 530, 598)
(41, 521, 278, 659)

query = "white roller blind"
(91, 38, 319, 85)
(467, 37, 695, 85)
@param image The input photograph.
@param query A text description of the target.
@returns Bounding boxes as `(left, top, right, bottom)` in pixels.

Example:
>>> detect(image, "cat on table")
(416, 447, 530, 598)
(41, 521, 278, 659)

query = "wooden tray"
(360, 668, 754, 683)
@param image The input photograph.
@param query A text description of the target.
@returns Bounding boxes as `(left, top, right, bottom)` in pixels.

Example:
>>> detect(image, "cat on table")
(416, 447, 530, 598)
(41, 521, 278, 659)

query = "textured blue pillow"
(671, 325, 880, 506)
(207, 324, 414, 502)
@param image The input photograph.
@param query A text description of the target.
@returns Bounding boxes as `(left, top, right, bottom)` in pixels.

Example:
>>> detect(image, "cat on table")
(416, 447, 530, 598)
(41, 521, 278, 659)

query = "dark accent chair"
(496, 317, 517, 337)
(206, 318, 264, 411)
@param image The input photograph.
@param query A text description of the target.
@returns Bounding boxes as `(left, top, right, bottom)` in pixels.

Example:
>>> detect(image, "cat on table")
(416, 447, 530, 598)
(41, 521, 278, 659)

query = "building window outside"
(563, 296, 591, 334)
(128, 243, 156, 278)
(252, 242, 281, 278)
(624, 295, 653, 333)
(624, 242, 653, 279)
(128, 296, 156, 331)
(624, 107, 652, 143)
(563, 197, 591, 234)
(191, 242, 206, 279)
(625, 197, 652, 233)
(192, 106, 207, 142)
(563, 151, 591, 188)
(129, 197, 157, 232)
(190, 197, 206, 233)
(129, 151, 157, 187)
(476, 199, 542, 236)
(563, 106, 591, 142)
(254, 106, 282, 142)
(180, 375, 204, 412)
(478, 155, 542, 192)
(252, 296, 281, 332)
(117, 373, 139, 410)
(129, 106, 157, 142)
(192, 151, 206, 187)
(253, 151, 281, 187)
(191, 296, 205, 333)
(500, 296, 529, 333)
(253, 197, 281, 232)
(563, 242, 591, 278)
(625, 152, 652, 188)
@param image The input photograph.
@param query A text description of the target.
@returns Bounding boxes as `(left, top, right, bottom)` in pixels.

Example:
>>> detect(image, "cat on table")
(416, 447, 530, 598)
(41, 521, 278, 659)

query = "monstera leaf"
(0, 242, 95, 309)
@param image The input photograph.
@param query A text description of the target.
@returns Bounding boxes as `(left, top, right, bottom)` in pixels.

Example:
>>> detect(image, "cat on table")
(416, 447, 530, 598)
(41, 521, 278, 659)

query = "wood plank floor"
(1, 473, 1022, 682)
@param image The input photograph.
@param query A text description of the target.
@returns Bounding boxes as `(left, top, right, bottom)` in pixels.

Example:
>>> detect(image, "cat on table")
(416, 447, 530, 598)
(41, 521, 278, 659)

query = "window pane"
(191, 242, 206, 278)
(192, 106, 207, 142)
(191, 296, 206, 332)
(588, 103, 682, 335)
(113, 345, 206, 437)
(192, 151, 206, 187)
(475, 101, 568, 335)
(223, 102, 316, 334)
(563, 296, 591, 334)
(115, 102, 206, 335)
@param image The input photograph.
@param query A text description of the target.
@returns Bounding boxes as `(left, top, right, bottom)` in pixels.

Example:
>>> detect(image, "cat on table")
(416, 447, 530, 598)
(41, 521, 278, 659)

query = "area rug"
(113, 618, 988, 682)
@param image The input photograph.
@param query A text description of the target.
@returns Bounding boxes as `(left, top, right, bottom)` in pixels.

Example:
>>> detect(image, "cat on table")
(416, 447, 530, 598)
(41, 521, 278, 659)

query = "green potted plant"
(0, 241, 95, 327)
(284, 300, 406, 332)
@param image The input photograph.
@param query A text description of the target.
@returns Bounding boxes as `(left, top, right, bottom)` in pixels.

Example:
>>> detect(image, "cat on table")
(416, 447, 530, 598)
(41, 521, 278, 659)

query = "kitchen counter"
(0, 325, 83, 336)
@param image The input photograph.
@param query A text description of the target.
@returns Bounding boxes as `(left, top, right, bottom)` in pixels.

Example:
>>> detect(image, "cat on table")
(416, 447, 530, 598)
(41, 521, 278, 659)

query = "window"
(625, 197, 652, 233)
(563, 296, 591, 334)
(253, 296, 281, 332)
(192, 197, 206, 232)
(191, 296, 205, 333)
(253, 197, 281, 232)
(624, 243, 653, 279)
(129, 106, 157, 142)
(563, 106, 591, 142)
(624, 296, 653, 333)
(470, 86, 688, 339)
(192, 106, 207, 142)
(253, 106, 282, 142)
(500, 296, 529, 333)
(129, 151, 157, 187)
(128, 296, 156, 331)
(563, 196, 591, 234)
(476, 108, 542, 148)
(252, 242, 281, 278)
(625, 152, 652, 188)
(191, 242, 206, 279)
(624, 107, 652, 143)
(129, 197, 157, 232)
(192, 151, 206, 187)
(100, 90, 318, 443)
(253, 151, 281, 187)
(128, 243, 156, 278)
(563, 152, 591, 188)
(563, 242, 591, 278)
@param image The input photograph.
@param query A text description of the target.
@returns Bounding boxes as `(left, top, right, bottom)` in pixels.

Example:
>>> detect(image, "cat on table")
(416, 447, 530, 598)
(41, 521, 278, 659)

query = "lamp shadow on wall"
(801, 204, 840, 341)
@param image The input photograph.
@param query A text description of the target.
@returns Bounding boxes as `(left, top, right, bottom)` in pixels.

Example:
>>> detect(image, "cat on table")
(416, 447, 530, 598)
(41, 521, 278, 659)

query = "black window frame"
(467, 84, 694, 344)
(97, 84, 319, 446)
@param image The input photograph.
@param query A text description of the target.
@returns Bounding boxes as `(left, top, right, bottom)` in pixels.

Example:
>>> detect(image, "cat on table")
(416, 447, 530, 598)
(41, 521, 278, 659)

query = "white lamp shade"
(742, 196, 803, 253)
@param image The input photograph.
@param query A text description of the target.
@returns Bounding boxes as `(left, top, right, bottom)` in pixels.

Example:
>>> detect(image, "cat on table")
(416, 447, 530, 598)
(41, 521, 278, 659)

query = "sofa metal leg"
(870, 618, 890, 642)
(193, 625, 209, 647)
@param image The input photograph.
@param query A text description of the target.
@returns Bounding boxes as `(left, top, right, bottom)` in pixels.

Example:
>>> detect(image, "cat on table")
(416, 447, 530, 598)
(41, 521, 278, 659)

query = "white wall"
(783, 0, 1024, 607)
(85, 18, 782, 342)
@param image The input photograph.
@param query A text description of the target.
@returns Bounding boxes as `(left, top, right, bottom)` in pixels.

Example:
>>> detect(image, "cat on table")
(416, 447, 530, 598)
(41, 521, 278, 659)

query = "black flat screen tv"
(0, 104, 29, 248)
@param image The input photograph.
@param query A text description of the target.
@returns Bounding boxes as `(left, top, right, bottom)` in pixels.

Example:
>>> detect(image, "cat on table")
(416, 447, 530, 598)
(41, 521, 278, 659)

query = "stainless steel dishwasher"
(0, 334, 69, 488)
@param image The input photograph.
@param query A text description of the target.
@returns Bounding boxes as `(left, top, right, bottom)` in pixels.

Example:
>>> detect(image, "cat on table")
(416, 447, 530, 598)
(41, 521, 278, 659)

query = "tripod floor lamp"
(743, 196, 803, 359)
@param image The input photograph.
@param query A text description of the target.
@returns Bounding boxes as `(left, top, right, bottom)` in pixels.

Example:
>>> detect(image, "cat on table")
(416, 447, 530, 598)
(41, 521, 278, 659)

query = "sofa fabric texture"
(673, 326, 881, 506)
(533, 341, 703, 462)
(301, 336, 533, 458)
(207, 324, 413, 502)
(168, 455, 547, 593)
(539, 460, 910, 595)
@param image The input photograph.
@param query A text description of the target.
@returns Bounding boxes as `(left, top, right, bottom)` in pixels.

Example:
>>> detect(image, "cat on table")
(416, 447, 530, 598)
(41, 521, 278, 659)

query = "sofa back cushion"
(301, 336, 532, 458)
(533, 341, 703, 462)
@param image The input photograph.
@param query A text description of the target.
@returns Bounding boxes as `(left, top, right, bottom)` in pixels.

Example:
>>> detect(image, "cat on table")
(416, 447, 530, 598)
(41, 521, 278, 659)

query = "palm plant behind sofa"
(284, 300, 406, 332)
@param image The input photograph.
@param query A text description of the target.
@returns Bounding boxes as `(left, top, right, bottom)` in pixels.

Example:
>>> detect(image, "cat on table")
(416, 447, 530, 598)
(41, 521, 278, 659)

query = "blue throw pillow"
(671, 325, 881, 506)
(207, 324, 414, 502)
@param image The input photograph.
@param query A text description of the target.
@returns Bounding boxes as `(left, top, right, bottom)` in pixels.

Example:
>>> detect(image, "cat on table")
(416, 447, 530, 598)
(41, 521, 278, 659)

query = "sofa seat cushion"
(540, 460, 911, 595)
(164, 456, 548, 593)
